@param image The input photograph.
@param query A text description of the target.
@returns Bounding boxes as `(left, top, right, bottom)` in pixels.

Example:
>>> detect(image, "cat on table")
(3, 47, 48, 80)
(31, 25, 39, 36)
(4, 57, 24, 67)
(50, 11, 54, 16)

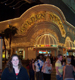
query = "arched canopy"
(34, 34, 58, 47)
(65, 37, 75, 48)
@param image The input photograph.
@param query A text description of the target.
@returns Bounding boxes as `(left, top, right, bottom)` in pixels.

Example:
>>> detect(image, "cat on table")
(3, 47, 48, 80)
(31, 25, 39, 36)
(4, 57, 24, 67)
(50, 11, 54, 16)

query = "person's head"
(50, 54, 52, 57)
(30, 59, 34, 64)
(57, 53, 62, 61)
(66, 57, 71, 64)
(73, 57, 75, 60)
(39, 54, 42, 59)
(32, 59, 34, 63)
(46, 57, 51, 64)
(36, 56, 40, 60)
(6, 54, 22, 72)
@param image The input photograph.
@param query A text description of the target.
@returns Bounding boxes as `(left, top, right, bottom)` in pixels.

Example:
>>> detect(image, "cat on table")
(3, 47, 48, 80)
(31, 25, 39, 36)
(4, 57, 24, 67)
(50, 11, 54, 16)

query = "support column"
(23, 49, 25, 60)
(28, 47, 36, 59)
(25, 47, 28, 60)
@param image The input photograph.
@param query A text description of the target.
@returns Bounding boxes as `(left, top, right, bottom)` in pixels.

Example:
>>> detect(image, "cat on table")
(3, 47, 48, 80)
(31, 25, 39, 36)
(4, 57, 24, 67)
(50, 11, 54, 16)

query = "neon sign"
(20, 11, 66, 37)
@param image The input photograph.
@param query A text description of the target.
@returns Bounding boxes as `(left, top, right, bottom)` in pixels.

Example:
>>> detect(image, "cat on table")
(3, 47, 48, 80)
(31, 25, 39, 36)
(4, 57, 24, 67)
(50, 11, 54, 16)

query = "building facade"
(0, 4, 75, 60)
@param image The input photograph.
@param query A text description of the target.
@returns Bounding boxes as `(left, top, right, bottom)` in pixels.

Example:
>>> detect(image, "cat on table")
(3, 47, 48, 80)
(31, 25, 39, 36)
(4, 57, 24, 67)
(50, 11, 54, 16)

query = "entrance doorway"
(36, 47, 57, 57)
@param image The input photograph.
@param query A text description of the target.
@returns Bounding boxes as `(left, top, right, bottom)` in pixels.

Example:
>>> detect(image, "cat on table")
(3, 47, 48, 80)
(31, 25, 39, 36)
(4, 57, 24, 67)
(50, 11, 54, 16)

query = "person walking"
(63, 57, 75, 80)
(34, 56, 44, 80)
(29, 59, 35, 80)
(42, 57, 53, 80)
(1, 54, 30, 80)
(50, 54, 53, 65)
(55, 53, 63, 80)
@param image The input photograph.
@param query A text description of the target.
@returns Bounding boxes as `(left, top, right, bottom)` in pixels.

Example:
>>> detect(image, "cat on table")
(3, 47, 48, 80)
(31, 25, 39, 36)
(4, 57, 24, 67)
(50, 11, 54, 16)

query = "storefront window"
(18, 50, 23, 60)
(16, 48, 25, 60)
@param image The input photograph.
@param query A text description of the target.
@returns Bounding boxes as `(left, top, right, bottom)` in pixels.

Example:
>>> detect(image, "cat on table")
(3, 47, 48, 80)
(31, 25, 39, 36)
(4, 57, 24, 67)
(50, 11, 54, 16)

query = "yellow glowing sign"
(20, 11, 66, 37)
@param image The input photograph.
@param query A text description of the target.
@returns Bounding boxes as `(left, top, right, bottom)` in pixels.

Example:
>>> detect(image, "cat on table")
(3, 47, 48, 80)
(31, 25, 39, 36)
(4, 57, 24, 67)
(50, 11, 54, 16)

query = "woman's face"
(11, 56, 19, 67)
(46, 59, 50, 63)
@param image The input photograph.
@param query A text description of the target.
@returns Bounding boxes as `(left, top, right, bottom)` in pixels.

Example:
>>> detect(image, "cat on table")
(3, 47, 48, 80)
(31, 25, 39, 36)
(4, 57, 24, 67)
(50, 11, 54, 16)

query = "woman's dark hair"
(6, 54, 22, 72)
(36, 56, 40, 60)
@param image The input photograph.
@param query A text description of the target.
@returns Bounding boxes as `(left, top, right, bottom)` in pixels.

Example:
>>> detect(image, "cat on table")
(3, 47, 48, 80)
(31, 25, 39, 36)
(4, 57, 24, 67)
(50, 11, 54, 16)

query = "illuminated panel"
(38, 50, 51, 54)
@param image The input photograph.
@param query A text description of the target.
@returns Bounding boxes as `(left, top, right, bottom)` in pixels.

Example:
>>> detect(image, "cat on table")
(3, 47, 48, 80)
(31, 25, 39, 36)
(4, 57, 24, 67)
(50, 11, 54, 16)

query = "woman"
(1, 54, 30, 80)
(63, 57, 75, 80)
(42, 57, 53, 80)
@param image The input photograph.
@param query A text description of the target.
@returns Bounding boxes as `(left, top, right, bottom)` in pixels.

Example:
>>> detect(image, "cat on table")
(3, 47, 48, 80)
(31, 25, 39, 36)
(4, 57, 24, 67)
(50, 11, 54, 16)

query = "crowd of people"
(55, 53, 75, 80)
(1, 52, 75, 80)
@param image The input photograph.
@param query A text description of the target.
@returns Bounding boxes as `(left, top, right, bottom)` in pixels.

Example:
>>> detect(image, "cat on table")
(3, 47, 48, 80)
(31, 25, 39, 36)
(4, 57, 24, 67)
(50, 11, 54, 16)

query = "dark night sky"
(0, 0, 75, 27)
(0, 0, 40, 21)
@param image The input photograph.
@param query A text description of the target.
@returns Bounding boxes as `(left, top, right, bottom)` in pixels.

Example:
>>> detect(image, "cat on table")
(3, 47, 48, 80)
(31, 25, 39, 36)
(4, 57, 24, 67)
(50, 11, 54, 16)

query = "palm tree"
(0, 31, 7, 63)
(4, 24, 18, 57)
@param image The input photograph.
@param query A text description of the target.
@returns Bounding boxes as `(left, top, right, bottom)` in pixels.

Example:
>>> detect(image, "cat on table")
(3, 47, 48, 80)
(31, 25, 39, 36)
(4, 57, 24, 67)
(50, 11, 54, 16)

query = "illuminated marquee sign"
(20, 11, 66, 37)
(71, 47, 75, 49)
(67, 47, 75, 50)
(34, 44, 57, 47)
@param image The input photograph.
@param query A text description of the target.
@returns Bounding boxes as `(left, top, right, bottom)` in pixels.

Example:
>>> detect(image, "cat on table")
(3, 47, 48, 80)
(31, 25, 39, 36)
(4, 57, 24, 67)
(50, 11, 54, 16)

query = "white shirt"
(34, 59, 44, 72)
(43, 62, 52, 74)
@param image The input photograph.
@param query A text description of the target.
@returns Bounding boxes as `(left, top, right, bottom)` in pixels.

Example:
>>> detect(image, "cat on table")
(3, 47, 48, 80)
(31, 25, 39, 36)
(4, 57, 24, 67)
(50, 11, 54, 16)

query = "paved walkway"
(1, 62, 57, 80)
(51, 67, 56, 80)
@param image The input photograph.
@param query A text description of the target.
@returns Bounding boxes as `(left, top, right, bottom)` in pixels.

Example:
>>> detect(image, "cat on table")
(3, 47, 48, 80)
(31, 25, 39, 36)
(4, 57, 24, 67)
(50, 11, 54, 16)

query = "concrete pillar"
(0, 39, 2, 69)
(23, 49, 25, 60)
(25, 47, 28, 60)
(6, 50, 8, 59)
(28, 48, 36, 59)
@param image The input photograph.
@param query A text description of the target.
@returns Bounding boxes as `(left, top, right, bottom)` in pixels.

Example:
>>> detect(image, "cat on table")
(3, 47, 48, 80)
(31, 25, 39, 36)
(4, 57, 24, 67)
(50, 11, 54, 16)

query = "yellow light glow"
(37, 45, 39, 47)
(6, 24, 9, 28)
(41, 45, 44, 47)
(2, 54, 5, 58)
(14, 23, 18, 26)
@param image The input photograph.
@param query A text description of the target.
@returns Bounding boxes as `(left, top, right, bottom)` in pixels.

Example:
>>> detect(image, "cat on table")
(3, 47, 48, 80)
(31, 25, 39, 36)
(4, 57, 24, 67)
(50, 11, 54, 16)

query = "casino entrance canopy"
(0, 4, 75, 59)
